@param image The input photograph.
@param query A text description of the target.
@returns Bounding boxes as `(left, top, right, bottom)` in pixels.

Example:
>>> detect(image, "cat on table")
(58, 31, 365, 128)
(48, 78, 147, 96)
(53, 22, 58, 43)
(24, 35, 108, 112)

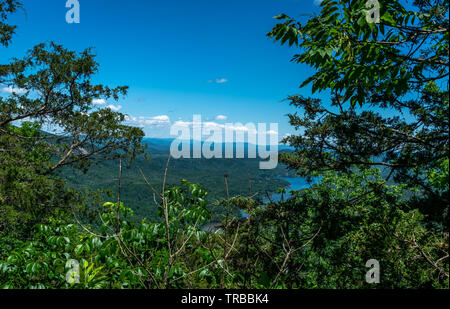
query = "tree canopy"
(0, 0, 20, 46)
(268, 0, 448, 226)
(0, 1, 145, 237)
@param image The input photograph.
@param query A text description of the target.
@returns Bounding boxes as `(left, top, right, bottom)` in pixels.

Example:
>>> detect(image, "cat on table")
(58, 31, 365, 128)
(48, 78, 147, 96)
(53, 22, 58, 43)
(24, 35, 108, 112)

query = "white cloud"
(172, 120, 193, 128)
(93, 99, 122, 112)
(142, 115, 170, 125)
(232, 124, 254, 133)
(149, 115, 170, 122)
(92, 99, 107, 105)
(171, 120, 259, 136)
(107, 105, 122, 112)
(179, 121, 279, 144)
(123, 115, 279, 144)
(1, 86, 27, 94)
(215, 115, 228, 121)
(208, 78, 228, 84)
(125, 115, 171, 127)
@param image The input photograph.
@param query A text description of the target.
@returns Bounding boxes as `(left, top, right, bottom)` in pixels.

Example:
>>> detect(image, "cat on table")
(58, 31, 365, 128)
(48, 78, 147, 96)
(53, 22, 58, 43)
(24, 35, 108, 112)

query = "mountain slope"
(61, 138, 295, 221)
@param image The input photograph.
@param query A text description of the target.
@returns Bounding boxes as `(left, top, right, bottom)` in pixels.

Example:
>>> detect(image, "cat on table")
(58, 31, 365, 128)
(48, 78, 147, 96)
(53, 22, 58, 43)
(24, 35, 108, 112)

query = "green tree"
(0, 0, 20, 46)
(0, 1, 145, 237)
(265, 0, 448, 287)
(228, 168, 448, 288)
(269, 0, 448, 185)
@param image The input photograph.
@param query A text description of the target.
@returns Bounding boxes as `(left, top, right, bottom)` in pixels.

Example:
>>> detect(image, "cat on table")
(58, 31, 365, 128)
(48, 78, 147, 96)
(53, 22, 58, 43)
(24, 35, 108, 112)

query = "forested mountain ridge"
(60, 138, 296, 221)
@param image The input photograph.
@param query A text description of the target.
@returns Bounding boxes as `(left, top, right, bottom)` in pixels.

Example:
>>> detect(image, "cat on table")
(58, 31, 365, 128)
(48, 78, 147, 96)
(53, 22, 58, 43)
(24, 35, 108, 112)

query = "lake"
(240, 177, 314, 218)
(266, 177, 312, 203)
(202, 177, 316, 230)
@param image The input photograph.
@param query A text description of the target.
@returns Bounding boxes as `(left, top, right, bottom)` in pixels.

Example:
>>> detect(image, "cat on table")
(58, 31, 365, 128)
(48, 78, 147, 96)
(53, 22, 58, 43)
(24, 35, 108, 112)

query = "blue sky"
(2, 0, 326, 139)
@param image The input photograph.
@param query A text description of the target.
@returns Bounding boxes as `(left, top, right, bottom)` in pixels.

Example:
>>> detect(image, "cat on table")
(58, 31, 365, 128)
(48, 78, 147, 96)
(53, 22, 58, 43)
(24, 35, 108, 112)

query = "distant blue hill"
(142, 138, 294, 155)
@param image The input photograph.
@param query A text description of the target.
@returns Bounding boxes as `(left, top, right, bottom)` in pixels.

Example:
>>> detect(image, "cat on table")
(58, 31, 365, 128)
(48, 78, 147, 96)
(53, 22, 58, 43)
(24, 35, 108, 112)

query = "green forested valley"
(60, 139, 295, 221)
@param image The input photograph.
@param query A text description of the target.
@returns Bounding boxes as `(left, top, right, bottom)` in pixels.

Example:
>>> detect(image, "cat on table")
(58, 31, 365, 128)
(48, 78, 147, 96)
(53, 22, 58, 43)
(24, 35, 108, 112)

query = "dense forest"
(0, 0, 448, 289)
(60, 138, 296, 222)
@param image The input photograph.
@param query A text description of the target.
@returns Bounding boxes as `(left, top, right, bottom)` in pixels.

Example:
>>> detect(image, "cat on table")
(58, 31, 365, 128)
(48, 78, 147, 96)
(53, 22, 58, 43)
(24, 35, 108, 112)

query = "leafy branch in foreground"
(1, 6, 145, 237)
(0, 0, 21, 47)
(269, 0, 448, 224)
(265, 0, 448, 287)
(0, 42, 146, 174)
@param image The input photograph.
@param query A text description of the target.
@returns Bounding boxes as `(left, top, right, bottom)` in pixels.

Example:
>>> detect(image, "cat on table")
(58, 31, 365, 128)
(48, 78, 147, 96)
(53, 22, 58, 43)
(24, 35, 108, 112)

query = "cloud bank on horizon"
(124, 114, 280, 144)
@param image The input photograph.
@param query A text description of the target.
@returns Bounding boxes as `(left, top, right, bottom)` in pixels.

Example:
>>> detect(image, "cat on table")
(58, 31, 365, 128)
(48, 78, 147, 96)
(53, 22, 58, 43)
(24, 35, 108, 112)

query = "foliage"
(264, 0, 449, 288)
(0, 181, 237, 289)
(269, 0, 448, 186)
(0, 42, 146, 174)
(0, 0, 20, 46)
(2, 169, 447, 289)
(0, 122, 81, 238)
(0, 4, 145, 238)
